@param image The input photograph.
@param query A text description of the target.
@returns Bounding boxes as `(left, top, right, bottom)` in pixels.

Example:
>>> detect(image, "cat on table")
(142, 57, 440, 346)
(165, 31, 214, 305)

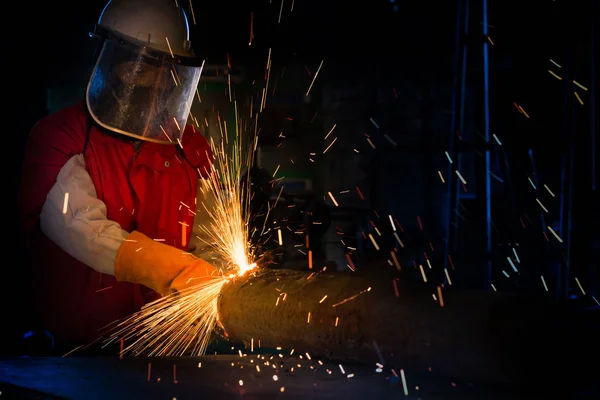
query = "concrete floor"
(0, 353, 578, 400)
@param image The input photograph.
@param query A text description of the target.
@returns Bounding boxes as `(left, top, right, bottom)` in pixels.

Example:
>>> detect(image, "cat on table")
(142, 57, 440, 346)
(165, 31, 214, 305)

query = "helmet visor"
(86, 37, 201, 143)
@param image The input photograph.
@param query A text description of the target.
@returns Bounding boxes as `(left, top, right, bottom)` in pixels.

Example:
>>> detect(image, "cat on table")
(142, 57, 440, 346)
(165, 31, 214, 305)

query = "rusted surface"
(217, 268, 533, 384)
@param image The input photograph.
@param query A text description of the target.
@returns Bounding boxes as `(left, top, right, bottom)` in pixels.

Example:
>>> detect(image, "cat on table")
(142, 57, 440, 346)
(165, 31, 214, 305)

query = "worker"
(17, 0, 218, 352)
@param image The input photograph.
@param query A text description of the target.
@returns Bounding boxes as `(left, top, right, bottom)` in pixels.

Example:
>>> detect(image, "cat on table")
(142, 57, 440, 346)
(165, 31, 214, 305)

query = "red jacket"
(18, 102, 213, 344)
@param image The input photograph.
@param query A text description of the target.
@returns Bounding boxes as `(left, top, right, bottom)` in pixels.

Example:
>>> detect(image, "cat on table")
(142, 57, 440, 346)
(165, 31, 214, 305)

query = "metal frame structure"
(444, 0, 597, 297)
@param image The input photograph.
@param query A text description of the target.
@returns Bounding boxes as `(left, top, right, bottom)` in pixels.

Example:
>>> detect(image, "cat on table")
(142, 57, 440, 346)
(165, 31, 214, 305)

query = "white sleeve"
(40, 154, 129, 276)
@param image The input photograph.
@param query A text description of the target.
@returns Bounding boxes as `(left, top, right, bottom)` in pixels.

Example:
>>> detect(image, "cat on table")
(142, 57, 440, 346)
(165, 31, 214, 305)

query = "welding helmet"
(86, 0, 203, 144)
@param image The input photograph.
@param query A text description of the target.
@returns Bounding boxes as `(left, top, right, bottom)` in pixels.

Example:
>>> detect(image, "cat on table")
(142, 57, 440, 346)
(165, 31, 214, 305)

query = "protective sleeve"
(40, 154, 129, 276)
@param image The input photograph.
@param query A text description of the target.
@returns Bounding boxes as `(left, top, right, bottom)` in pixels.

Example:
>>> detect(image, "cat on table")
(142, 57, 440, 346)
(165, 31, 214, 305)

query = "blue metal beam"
(443, 0, 464, 274)
(591, 0, 597, 191)
(482, 0, 493, 285)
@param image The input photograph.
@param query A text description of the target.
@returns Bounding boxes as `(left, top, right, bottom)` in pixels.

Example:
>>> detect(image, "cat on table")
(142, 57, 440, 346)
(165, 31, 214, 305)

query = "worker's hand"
(114, 231, 219, 296)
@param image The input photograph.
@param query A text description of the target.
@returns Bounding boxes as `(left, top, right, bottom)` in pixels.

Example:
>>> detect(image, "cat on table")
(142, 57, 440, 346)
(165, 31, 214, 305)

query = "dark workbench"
(0, 354, 529, 399)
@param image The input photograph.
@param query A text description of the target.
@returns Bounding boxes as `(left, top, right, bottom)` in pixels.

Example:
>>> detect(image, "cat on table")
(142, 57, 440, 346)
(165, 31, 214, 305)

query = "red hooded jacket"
(18, 102, 213, 344)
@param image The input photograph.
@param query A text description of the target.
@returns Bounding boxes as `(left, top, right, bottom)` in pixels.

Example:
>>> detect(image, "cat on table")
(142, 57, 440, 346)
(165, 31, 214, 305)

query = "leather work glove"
(114, 231, 219, 296)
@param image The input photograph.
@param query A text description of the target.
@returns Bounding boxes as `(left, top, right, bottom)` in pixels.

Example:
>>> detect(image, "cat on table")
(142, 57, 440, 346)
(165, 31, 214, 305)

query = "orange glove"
(114, 231, 219, 296)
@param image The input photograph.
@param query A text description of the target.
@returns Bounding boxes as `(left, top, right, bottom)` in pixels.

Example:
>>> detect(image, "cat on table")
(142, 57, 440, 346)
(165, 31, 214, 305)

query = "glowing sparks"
(105, 277, 226, 356)
(437, 170, 445, 183)
(331, 287, 372, 307)
(543, 184, 555, 197)
(196, 133, 258, 276)
(572, 80, 588, 91)
(368, 233, 380, 250)
(104, 113, 260, 356)
(305, 60, 323, 96)
(574, 277, 586, 295)
(388, 215, 396, 231)
(419, 264, 427, 282)
(400, 369, 409, 396)
(327, 191, 339, 207)
(455, 170, 467, 185)
(436, 286, 444, 307)
(548, 70, 562, 80)
(547, 225, 563, 243)
(165, 37, 174, 58)
(323, 137, 338, 154)
(324, 124, 337, 140)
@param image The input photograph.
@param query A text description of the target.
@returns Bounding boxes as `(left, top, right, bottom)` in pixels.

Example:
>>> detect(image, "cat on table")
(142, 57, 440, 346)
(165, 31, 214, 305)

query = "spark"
(165, 37, 174, 58)
(188, 0, 196, 24)
(324, 124, 337, 140)
(332, 287, 371, 307)
(368, 233, 380, 250)
(544, 184, 555, 197)
(535, 198, 548, 213)
(455, 170, 467, 185)
(390, 251, 401, 271)
(323, 137, 338, 154)
(366, 137, 376, 149)
(549, 59, 562, 68)
(547, 226, 563, 243)
(105, 277, 226, 356)
(388, 215, 397, 231)
(548, 70, 562, 80)
(384, 133, 397, 146)
(393, 232, 405, 247)
(327, 191, 339, 207)
(278, 0, 285, 23)
(492, 133, 502, 145)
(438, 170, 446, 183)
(512, 247, 520, 263)
(574, 277, 586, 296)
(400, 369, 409, 396)
(507, 257, 518, 272)
(437, 286, 444, 307)
(345, 253, 356, 271)
(305, 60, 323, 96)
(572, 80, 588, 91)
(444, 268, 453, 285)
(103, 110, 260, 356)
(419, 264, 427, 282)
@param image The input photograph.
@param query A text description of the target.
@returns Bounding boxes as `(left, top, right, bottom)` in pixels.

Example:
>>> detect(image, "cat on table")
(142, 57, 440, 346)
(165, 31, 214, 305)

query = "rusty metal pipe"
(216, 267, 550, 385)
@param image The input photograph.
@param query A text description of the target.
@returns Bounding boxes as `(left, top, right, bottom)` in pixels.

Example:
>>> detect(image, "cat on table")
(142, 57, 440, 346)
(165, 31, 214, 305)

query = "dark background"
(2, 0, 597, 366)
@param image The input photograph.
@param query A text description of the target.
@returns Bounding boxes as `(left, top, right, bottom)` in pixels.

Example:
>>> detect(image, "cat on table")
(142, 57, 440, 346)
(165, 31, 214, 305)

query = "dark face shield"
(86, 37, 202, 143)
